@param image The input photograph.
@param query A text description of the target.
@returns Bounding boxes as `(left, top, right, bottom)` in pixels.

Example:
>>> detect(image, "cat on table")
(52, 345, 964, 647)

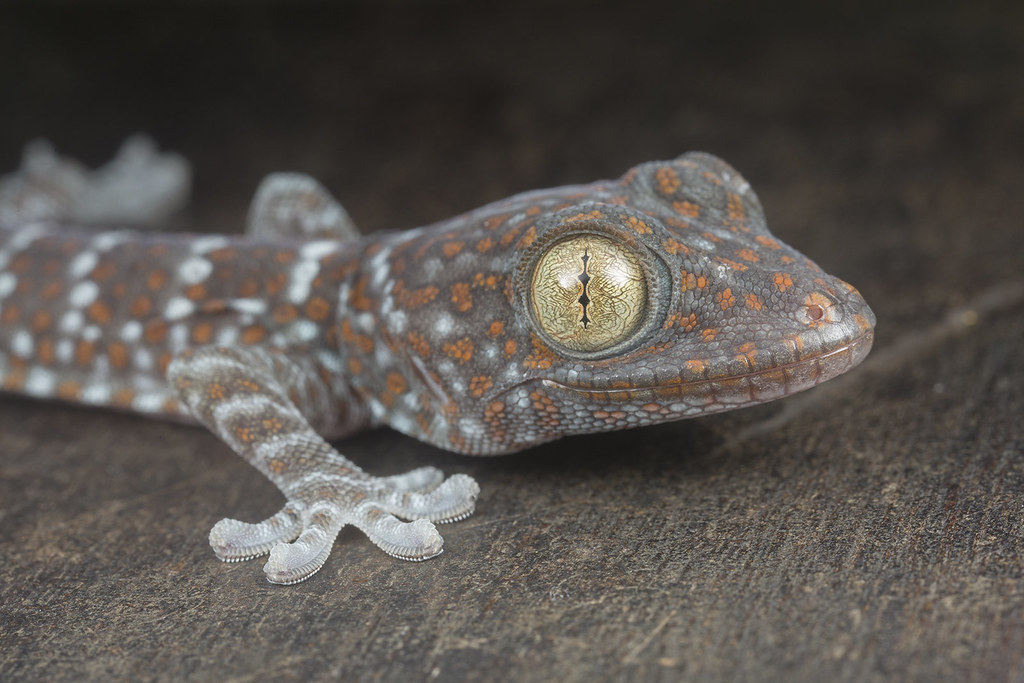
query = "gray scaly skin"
(0, 138, 875, 583)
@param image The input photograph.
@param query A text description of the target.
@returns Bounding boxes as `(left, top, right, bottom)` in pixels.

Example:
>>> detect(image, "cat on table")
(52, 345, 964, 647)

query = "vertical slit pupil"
(578, 249, 591, 328)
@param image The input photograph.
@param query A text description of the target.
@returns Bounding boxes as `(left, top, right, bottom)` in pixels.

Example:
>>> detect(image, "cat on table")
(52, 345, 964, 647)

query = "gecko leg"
(169, 346, 479, 584)
(0, 136, 189, 225)
(246, 173, 360, 241)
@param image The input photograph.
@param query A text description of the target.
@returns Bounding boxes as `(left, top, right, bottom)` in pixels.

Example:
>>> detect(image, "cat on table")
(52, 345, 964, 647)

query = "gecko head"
(494, 154, 875, 444)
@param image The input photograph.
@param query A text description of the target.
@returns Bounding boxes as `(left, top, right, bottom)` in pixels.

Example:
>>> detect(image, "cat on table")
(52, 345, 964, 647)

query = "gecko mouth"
(536, 328, 875, 407)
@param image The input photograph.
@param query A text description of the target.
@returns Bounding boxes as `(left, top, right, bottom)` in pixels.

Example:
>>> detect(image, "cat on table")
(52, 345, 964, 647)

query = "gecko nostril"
(806, 304, 824, 322)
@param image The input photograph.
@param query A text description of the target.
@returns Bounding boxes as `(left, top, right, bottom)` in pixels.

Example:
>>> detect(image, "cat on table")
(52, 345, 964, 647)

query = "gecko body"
(0, 139, 875, 583)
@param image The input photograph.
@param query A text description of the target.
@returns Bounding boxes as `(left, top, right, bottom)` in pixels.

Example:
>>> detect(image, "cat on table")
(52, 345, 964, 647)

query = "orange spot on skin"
(443, 337, 474, 363)
(681, 271, 697, 292)
(624, 215, 651, 235)
(386, 372, 407, 396)
(347, 357, 364, 375)
(192, 322, 214, 344)
(274, 250, 296, 265)
(523, 335, 557, 370)
(305, 296, 332, 322)
(87, 300, 112, 325)
(264, 272, 287, 295)
(185, 283, 207, 301)
(1, 304, 20, 324)
(754, 235, 782, 250)
(89, 261, 117, 281)
(131, 296, 153, 317)
(726, 193, 747, 222)
(208, 247, 238, 262)
(36, 338, 55, 365)
(774, 273, 794, 292)
(234, 426, 254, 443)
(111, 388, 135, 407)
(238, 279, 259, 297)
(702, 328, 718, 342)
(663, 238, 690, 255)
(442, 241, 465, 257)
(673, 201, 700, 218)
(716, 288, 736, 310)
(147, 270, 167, 291)
(208, 383, 227, 400)
(108, 342, 129, 370)
(41, 282, 63, 300)
(469, 376, 493, 398)
(451, 282, 473, 312)
(158, 352, 173, 375)
(351, 276, 373, 312)
(340, 319, 374, 353)
(745, 293, 764, 311)
(736, 248, 760, 263)
(656, 166, 681, 195)
(144, 320, 168, 344)
(719, 257, 748, 272)
(488, 321, 504, 337)
(476, 237, 494, 253)
(241, 325, 266, 344)
(686, 359, 706, 374)
(407, 331, 430, 358)
(273, 304, 298, 323)
(31, 310, 52, 332)
(504, 339, 517, 356)
(516, 225, 538, 248)
(394, 282, 439, 309)
(57, 381, 82, 400)
(74, 340, 96, 366)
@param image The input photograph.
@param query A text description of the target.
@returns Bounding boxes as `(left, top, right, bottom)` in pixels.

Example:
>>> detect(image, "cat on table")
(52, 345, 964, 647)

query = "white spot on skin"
(300, 240, 340, 261)
(287, 320, 319, 343)
(433, 313, 453, 337)
(82, 384, 112, 404)
(68, 281, 99, 308)
(93, 231, 130, 251)
(122, 320, 143, 342)
(133, 393, 166, 412)
(68, 251, 98, 279)
(0, 272, 16, 299)
(190, 235, 231, 253)
(423, 258, 443, 279)
(165, 297, 194, 321)
(387, 308, 407, 334)
(369, 248, 392, 287)
(60, 310, 84, 333)
(178, 256, 213, 284)
(25, 367, 57, 395)
(134, 348, 153, 371)
(82, 325, 101, 342)
(288, 260, 320, 304)
(227, 298, 267, 315)
(56, 339, 73, 363)
(11, 330, 33, 357)
(169, 323, 189, 349)
(216, 325, 239, 345)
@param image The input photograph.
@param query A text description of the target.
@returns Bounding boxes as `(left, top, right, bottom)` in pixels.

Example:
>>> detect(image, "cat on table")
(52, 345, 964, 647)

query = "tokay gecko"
(0, 138, 875, 584)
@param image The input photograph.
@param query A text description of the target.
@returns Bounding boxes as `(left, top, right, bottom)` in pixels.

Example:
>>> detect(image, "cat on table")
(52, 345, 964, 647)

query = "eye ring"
(516, 215, 672, 360)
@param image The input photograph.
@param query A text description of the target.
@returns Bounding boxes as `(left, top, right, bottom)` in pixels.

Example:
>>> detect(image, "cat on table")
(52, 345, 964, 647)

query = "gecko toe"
(209, 503, 303, 562)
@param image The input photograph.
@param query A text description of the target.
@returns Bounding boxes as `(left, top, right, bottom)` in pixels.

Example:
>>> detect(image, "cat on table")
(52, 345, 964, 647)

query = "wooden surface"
(1, 3, 1023, 681)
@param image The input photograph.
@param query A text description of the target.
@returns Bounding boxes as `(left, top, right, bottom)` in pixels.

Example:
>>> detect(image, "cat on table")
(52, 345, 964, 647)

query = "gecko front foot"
(209, 466, 479, 584)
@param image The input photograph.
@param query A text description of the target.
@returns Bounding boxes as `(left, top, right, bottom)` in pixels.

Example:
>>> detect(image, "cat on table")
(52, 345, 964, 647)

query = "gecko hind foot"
(210, 468, 479, 584)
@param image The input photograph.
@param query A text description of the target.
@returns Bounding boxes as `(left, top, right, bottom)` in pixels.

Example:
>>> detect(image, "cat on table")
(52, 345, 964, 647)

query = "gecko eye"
(529, 235, 647, 353)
